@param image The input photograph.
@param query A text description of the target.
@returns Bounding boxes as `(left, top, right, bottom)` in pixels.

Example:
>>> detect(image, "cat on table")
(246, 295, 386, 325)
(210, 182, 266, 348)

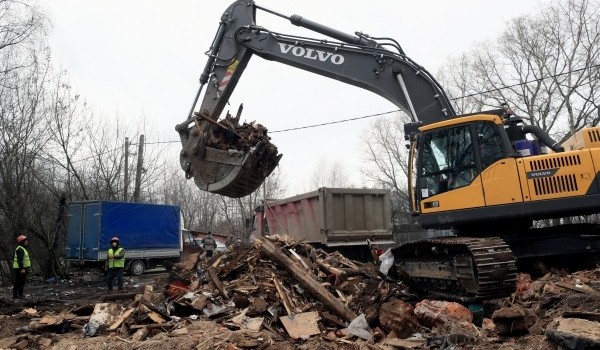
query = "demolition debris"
(2, 235, 600, 349)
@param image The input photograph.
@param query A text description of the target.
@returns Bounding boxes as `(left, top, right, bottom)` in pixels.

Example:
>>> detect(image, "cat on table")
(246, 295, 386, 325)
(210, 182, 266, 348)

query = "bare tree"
(440, 0, 600, 141)
(157, 165, 219, 230)
(436, 53, 487, 114)
(308, 158, 350, 189)
(360, 114, 408, 191)
(44, 72, 91, 200)
(0, 0, 48, 75)
(359, 113, 416, 228)
(0, 48, 53, 278)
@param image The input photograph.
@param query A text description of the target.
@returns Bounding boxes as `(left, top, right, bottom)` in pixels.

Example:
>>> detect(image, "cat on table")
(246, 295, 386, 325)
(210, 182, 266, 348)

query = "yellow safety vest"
(107, 247, 125, 268)
(13, 246, 31, 269)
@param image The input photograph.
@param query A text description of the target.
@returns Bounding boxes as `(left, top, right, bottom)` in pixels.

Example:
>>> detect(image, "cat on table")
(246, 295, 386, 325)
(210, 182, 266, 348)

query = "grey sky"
(40, 0, 543, 195)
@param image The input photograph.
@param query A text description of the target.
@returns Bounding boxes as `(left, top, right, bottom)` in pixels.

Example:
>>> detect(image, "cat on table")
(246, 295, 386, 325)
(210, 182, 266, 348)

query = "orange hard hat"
(111, 236, 119, 242)
(16, 235, 28, 243)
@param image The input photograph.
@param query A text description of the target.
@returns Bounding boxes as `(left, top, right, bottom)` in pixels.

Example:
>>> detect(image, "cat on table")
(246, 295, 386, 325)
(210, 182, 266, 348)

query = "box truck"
(66, 201, 200, 275)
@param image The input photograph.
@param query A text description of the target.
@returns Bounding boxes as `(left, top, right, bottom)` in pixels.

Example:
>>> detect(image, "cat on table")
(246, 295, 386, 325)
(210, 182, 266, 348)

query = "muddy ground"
(1, 244, 600, 350)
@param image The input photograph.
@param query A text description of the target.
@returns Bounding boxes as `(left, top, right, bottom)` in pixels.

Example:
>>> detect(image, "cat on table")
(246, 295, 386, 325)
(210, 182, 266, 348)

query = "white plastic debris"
(379, 248, 395, 276)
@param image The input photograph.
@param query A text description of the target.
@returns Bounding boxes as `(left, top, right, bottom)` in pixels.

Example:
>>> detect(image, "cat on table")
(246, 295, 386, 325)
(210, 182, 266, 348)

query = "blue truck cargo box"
(66, 201, 181, 262)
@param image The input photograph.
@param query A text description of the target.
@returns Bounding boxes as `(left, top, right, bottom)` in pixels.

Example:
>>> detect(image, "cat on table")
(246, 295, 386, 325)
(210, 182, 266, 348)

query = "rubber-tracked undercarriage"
(391, 237, 517, 302)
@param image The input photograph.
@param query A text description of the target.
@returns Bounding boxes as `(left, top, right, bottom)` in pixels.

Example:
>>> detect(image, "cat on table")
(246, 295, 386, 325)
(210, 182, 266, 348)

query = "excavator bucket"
(178, 111, 282, 198)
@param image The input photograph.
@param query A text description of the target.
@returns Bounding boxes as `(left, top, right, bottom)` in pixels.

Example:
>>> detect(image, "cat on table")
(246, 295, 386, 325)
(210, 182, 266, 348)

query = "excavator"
(176, 0, 600, 301)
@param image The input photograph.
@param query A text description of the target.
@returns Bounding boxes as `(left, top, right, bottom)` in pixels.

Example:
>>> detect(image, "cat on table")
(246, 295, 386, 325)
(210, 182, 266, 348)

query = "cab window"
(420, 124, 475, 197)
(475, 121, 506, 169)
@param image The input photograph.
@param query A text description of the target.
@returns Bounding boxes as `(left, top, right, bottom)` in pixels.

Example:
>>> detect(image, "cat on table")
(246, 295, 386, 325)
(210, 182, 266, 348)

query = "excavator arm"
(176, 0, 456, 198)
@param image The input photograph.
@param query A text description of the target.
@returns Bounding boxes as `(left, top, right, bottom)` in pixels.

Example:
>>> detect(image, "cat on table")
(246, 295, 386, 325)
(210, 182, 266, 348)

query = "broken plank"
(289, 248, 310, 270)
(336, 290, 347, 304)
(109, 307, 136, 331)
(39, 315, 64, 325)
(273, 277, 294, 316)
(116, 336, 132, 344)
(384, 337, 426, 349)
(208, 266, 229, 300)
(256, 238, 357, 322)
(131, 327, 149, 342)
(279, 312, 321, 339)
(211, 256, 223, 268)
(130, 323, 176, 330)
(139, 304, 166, 324)
(555, 282, 600, 296)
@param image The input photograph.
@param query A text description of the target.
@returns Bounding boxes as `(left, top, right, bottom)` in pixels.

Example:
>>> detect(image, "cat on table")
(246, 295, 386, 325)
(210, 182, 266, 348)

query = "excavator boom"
(176, 0, 455, 198)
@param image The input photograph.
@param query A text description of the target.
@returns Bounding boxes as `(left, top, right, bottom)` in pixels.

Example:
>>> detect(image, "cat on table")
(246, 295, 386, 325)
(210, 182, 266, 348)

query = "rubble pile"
(2, 236, 600, 349)
(200, 111, 279, 156)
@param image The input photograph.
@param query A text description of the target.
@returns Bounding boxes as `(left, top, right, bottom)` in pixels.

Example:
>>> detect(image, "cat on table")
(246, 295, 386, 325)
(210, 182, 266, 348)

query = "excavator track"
(391, 237, 517, 302)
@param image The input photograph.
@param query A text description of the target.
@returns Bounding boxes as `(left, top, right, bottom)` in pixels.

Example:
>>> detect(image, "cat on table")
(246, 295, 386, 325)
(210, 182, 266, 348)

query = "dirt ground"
(1, 245, 600, 350)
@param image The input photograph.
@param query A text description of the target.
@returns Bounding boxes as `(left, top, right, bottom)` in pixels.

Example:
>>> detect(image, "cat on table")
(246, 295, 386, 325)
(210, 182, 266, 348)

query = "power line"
(270, 110, 399, 133)
(453, 63, 600, 101)
(70, 146, 122, 164)
(67, 63, 600, 161)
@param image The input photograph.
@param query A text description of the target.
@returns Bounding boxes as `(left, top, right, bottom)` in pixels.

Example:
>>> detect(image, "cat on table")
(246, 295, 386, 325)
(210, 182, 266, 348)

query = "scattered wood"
(289, 248, 310, 270)
(116, 336, 132, 344)
(170, 327, 189, 336)
(88, 303, 122, 327)
(101, 292, 139, 302)
(129, 323, 176, 330)
(21, 308, 37, 316)
(179, 252, 200, 271)
(39, 315, 64, 325)
(208, 266, 229, 300)
(38, 337, 52, 347)
(12, 339, 28, 350)
(131, 327, 149, 342)
(108, 307, 136, 331)
(142, 285, 154, 301)
(257, 238, 358, 322)
(555, 282, 600, 296)
(562, 311, 600, 323)
(383, 337, 426, 349)
(139, 304, 166, 324)
(188, 294, 209, 311)
(280, 311, 321, 339)
(273, 276, 294, 315)
(211, 256, 223, 268)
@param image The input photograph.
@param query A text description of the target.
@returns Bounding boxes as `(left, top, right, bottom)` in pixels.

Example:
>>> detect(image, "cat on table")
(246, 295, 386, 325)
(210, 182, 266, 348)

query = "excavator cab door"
(411, 117, 521, 228)
(413, 122, 485, 214)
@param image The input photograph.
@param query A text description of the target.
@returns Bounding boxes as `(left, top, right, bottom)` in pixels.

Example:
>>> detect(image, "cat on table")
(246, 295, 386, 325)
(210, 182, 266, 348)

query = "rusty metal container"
(258, 187, 394, 247)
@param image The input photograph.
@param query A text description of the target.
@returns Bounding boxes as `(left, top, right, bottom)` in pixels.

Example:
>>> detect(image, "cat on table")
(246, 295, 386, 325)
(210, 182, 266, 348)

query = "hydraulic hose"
(522, 125, 564, 153)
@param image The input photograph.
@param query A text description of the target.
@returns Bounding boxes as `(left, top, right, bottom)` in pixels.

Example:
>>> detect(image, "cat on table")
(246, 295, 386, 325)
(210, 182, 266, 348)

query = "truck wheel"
(129, 260, 145, 276)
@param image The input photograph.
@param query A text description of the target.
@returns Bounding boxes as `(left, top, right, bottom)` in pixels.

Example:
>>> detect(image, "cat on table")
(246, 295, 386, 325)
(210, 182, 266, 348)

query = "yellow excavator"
(176, 0, 600, 301)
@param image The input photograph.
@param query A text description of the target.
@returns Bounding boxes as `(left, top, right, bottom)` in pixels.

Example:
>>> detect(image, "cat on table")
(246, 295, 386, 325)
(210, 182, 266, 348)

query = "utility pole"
(133, 134, 145, 202)
(124, 137, 130, 201)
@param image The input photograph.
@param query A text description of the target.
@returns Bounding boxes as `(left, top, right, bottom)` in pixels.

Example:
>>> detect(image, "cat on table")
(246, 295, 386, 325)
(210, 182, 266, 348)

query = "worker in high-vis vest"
(105, 236, 125, 292)
(13, 235, 30, 299)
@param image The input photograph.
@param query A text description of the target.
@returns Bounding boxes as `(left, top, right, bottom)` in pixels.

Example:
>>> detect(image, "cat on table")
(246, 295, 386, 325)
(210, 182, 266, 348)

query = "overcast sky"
(39, 0, 545, 196)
